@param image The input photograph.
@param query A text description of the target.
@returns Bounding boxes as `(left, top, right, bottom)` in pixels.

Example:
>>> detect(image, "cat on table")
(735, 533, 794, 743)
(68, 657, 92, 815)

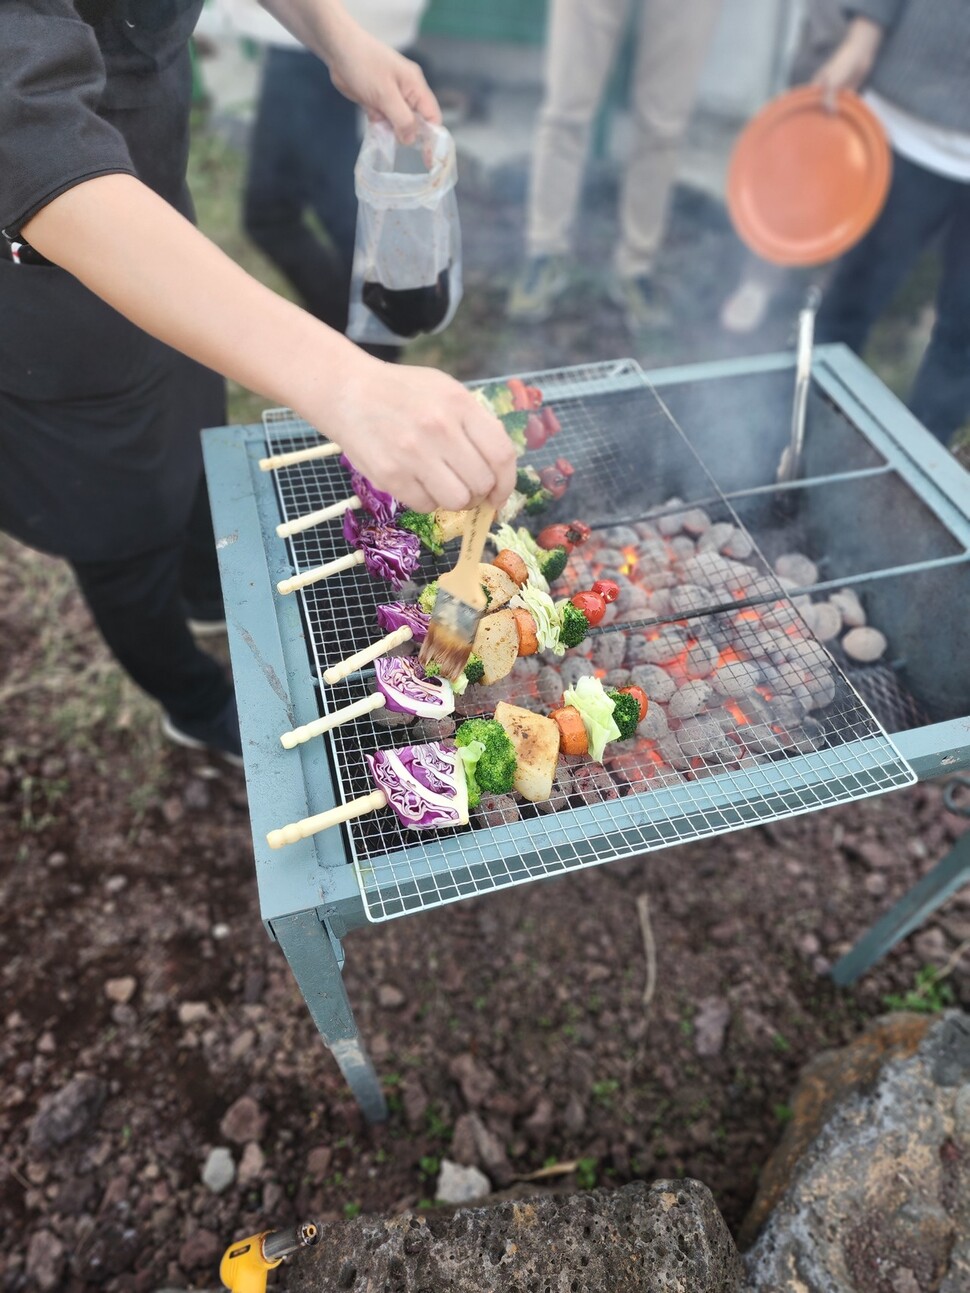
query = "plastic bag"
(347, 119, 463, 347)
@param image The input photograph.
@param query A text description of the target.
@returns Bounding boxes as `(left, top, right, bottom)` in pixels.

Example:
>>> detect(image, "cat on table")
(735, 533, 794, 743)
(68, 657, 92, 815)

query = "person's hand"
(812, 17, 884, 106)
(317, 357, 518, 514)
(326, 23, 440, 145)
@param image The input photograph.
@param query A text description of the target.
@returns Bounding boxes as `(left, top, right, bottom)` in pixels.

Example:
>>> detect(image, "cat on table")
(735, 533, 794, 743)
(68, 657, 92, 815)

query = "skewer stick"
(277, 550, 365, 595)
(267, 790, 387, 849)
(323, 625, 414, 684)
(276, 495, 361, 539)
(259, 441, 343, 472)
(280, 693, 386, 749)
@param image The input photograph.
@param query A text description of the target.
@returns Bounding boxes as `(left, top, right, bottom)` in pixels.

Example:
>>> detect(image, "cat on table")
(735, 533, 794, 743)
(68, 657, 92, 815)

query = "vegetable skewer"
(259, 440, 343, 472)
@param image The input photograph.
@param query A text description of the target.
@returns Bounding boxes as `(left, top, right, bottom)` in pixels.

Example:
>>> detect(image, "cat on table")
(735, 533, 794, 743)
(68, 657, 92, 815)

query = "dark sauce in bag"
(361, 266, 451, 339)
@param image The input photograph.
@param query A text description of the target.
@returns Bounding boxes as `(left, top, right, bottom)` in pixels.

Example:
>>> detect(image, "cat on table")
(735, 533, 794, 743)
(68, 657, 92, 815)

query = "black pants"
(70, 477, 231, 726)
(816, 151, 970, 445)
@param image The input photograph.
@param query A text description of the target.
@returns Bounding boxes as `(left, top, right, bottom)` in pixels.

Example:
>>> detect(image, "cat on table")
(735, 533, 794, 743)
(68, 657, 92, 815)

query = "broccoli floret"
(416, 580, 439, 614)
(515, 466, 540, 495)
(455, 719, 517, 795)
(422, 660, 441, 678)
(607, 689, 641, 740)
(558, 602, 590, 649)
(398, 509, 444, 555)
(500, 411, 528, 451)
(524, 489, 554, 515)
(482, 383, 515, 415)
(463, 654, 485, 684)
(539, 546, 568, 581)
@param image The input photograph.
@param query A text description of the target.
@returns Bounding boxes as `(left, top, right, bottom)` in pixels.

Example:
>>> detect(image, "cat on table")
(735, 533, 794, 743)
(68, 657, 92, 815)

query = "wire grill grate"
(263, 362, 915, 923)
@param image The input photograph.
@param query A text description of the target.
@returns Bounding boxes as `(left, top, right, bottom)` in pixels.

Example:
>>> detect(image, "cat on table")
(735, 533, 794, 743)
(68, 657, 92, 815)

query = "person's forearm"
(22, 173, 363, 431)
(256, 0, 350, 61)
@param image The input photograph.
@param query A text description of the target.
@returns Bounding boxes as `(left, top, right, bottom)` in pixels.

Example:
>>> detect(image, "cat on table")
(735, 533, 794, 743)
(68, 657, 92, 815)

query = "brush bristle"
(419, 620, 474, 683)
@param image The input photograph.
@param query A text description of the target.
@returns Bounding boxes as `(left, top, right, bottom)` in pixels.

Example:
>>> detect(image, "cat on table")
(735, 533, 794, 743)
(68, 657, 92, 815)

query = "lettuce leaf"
(562, 675, 621, 762)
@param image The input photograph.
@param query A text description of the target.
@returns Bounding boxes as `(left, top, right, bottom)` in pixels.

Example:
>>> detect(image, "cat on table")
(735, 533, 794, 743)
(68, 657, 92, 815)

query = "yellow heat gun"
(220, 1220, 320, 1293)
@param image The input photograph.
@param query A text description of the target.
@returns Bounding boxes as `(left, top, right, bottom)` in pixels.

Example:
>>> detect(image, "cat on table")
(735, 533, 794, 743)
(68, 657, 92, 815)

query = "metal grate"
(263, 362, 915, 923)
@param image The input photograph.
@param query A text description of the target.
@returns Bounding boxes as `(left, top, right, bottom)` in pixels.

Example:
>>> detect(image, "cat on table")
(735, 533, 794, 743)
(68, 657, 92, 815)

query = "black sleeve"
(843, 1, 902, 28)
(0, 1, 136, 235)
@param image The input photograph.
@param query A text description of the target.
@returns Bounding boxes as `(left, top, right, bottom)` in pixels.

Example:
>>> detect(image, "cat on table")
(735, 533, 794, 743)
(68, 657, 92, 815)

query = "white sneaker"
(720, 280, 773, 335)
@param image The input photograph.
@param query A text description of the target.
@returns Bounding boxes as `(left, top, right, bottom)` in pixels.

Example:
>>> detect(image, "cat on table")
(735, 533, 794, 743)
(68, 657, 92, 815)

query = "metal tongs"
(777, 285, 822, 486)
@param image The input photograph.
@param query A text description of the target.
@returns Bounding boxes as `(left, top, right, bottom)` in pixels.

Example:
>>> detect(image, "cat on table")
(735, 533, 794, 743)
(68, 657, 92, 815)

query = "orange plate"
(727, 86, 892, 267)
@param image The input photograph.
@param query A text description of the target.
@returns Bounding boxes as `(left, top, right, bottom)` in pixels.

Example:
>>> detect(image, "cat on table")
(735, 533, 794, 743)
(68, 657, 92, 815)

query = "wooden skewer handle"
(259, 441, 343, 471)
(323, 625, 414, 684)
(267, 790, 387, 849)
(277, 549, 364, 595)
(276, 495, 361, 539)
(280, 693, 386, 748)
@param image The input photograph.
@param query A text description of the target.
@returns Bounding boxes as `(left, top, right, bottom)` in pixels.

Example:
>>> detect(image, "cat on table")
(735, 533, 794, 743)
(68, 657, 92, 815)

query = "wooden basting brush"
(419, 502, 496, 681)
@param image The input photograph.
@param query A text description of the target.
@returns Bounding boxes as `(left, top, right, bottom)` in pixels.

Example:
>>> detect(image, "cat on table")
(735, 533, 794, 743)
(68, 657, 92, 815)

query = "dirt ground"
(1, 122, 969, 1293)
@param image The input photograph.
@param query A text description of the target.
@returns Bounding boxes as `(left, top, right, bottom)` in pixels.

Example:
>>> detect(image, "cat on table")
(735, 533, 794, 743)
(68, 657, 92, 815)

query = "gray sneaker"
(507, 256, 570, 322)
(609, 274, 671, 332)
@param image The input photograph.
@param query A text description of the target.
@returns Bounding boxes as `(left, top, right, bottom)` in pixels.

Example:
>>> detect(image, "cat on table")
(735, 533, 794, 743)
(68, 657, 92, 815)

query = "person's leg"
(243, 48, 347, 331)
(815, 153, 954, 353)
(908, 180, 970, 445)
(615, 0, 720, 282)
(526, 0, 628, 260)
(171, 354, 227, 622)
(71, 543, 232, 728)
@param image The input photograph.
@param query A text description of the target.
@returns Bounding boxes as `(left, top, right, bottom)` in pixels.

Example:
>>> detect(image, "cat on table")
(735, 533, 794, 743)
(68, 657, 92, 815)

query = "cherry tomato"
(619, 685, 649, 723)
(555, 457, 575, 477)
(526, 385, 544, 409)
(567, 520, 592, 543)
(538, 465, 570, 500)
(571, 591, 606, 626)
(540, 406, 562, 437)
(507, 377, 531, 411)
(524, 414, 548, 450)
(591, 578, 620, 604)
(537, 524, 575, 553)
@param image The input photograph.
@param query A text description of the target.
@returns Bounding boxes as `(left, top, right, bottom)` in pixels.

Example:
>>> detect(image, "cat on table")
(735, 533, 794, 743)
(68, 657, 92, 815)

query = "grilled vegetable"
(511, 608, 539, 656)
(478, 563, 518, 610)
(374, 656, 454, 718)
(492, 549, 530, 588)
(591, 578, 620, 604)
(536, 521, 590, 554)
(557, 601, 590, 649)
(562, 676, 621, 761)
(339, 454, 400, 524)
(342, 509, 421, 589)
(619, 685, 649, 723)
(417, 580, 439, 614)
(366, 742, 469, 830)
(494, 702, 561, 803)
(606, 688, 641, 740)
(571, 590, 606, 626)
(550, 705, 589, 756)
(463, 654, 485, 684)
(472, 609, 520, 685)
(376, 602, 430, 642)
(398, 508, 444, 555)
(455, 718, 517, 807)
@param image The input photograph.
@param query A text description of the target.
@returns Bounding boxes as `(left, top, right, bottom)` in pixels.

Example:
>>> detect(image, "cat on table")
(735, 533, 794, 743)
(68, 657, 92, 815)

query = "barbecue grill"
(203, 346, 970, 1119)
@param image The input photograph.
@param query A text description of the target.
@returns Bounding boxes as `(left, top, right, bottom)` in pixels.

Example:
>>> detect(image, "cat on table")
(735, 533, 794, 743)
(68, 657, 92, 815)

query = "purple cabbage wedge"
(374, 656, 453, 717)
(367, 742, 469, 830)
(376, 601, 430, 644)
(343, 508, 421, 589)
(339, 454, 399, 524)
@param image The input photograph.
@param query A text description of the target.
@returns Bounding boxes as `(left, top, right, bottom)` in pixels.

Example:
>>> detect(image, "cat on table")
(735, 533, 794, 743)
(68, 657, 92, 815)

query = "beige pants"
(526, 0, 721, 278)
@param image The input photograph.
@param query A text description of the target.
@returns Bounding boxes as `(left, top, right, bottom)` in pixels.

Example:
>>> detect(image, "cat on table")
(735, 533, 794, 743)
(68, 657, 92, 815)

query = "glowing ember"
(619, 545, 639, 576)
(725, 700, 750, 726)
(736, 609, 761, 623)
(717, 647, 742, 667)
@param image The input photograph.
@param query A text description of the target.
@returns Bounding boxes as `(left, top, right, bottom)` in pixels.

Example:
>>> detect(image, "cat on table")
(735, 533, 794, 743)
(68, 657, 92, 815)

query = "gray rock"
(745, 1012, 970, 1293)
(694, 997, 731, 1058)
(201, 1146, 235, 1194)
(220, 1095, 267, 1144)
(28, 1074, 107, 1153)
(178, 1229, 221, 1271)
(26, 1229, 64, 1292)
(436, 1160, 491, 1205)
(277, 1179, 745, 1293)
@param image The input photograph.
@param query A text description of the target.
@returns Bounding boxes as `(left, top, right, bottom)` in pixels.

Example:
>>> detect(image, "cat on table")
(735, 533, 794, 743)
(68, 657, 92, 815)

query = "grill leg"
(271, 909, 387, 1122)
(831, 832, 970, 986)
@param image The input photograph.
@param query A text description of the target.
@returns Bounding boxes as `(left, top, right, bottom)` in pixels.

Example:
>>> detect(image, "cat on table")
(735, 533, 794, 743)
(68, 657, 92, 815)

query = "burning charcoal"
(762, 602, 802, 632)
(743, 575, 785, 602)
(603, 668, 632, 689)
(787, 636, 831, 671)
(536, 666, 565, 708)
(805, 600, 842, 642)
(668, 535, 695, 561)
(842, 626, 888, 663)
(602, 525, 641, 549)
(774, 553, 819, 587)
(696, 521, 735, 554)
(804, 669, 837, 710)
(629, 663, 677, 703)
(410, 716, 456, 741)
(711, 660, 761, 698)
(615, 582, 650, 614)
(656, 504, 687, 536)
(646, 589, 674, 618)
(592, 633, 626, 672)
(657, 734, 692, 772)
(685, 639, 719, 679)
(559, 656, 597, 689)
(572, 761, 620, 806)
(372, 706, 413, 728)
(680, 508, 711, 536)
(474, 794, 522, 827)
(676, 714, 733, 761)
(682, 551, 732, 587)
(604, 748, 654, 793)
(722, 529, 754, 560)
(596, 547, 626, 570)
(768, 691, 808, 729)
(638, 563, 677, 591)
(632, 629, 688, 667)
(454, 683, 492, 716)
(668, 680, 713, 718)
(635, 521, 662, 542)
(669, 584, 713, 617)
(637, 703, 669, 740)
(830, 588, 866, 628)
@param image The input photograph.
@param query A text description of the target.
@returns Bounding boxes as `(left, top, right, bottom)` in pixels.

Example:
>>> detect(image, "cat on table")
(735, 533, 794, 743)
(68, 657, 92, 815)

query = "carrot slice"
(506, 377, 531, 411)
(493, 549, 529, 587)
(550, 705, 589, 756)
(512, 608, 539, 656)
